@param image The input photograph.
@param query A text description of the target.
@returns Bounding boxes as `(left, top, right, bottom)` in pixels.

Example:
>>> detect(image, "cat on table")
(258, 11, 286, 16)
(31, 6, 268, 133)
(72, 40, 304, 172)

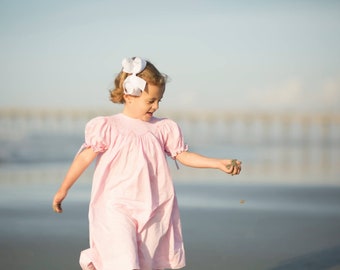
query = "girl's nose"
(152, 101, 159, 110)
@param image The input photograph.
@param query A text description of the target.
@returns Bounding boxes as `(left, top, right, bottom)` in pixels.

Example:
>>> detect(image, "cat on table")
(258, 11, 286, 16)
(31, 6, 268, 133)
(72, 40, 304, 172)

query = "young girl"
(52, 57, 242, 270)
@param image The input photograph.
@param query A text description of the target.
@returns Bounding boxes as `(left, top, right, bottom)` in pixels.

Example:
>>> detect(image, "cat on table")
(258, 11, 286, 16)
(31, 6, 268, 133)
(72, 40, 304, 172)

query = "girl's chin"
(141, 113, 153, 121)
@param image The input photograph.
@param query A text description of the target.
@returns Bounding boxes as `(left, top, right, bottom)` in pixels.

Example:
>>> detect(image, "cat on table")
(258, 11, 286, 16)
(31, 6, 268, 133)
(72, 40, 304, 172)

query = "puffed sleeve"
(79, 117, 111, 153)
(161, 119, 188, 159)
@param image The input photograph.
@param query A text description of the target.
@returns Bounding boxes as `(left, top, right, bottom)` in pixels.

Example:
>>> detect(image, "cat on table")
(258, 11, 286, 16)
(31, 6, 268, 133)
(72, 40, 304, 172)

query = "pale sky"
(1, 0, 340, 112)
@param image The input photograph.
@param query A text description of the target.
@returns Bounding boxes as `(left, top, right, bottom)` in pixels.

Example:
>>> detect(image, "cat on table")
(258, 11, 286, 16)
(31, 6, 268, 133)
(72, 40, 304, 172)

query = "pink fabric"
(79, 113, 187, 270)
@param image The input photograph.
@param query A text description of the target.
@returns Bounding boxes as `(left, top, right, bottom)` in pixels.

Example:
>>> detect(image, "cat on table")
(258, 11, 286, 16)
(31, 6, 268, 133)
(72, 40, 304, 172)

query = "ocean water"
(0, 129, 339, 186)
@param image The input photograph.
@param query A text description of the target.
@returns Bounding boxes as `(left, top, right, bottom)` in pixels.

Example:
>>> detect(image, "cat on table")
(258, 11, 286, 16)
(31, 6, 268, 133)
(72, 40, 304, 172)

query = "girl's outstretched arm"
(176, 151, 241, 176)
(52, 147, 98, 213)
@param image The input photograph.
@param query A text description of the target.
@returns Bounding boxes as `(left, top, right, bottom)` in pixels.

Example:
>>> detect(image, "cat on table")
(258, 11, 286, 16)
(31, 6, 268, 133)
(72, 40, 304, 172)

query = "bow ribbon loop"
(122, 57, 147, 96)
(122, 57, 146, 74)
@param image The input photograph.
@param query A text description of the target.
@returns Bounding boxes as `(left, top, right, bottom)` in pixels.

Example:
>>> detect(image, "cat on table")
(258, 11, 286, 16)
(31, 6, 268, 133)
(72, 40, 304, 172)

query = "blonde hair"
(110, 59, 168, 104)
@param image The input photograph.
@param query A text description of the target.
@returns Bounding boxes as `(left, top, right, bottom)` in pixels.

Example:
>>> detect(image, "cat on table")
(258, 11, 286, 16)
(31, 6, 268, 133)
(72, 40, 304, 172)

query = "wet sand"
(1, 182, 340, 270)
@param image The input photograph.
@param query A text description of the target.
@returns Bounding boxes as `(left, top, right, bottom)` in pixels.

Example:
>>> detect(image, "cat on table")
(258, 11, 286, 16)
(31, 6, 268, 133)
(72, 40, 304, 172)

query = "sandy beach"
(1, 181, 340, 270)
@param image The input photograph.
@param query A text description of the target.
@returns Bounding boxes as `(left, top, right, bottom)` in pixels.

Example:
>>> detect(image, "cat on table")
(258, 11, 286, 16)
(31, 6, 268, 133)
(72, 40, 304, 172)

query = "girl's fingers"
(232, 165, 239, 175)
(52, 196, 64, 213)
(53, 203, 63, 213)
(52, 190, 67, 213)
(226, 159, 242, 176)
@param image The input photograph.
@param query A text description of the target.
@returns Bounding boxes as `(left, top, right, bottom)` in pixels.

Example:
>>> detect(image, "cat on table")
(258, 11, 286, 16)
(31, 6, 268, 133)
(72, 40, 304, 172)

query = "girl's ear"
(123, 94, 131, 103)
(124, 95, 138, 104)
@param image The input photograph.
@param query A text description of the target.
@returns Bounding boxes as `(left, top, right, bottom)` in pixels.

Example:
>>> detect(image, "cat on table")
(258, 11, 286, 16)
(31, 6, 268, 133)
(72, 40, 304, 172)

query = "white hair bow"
(122, 57, 147, 96)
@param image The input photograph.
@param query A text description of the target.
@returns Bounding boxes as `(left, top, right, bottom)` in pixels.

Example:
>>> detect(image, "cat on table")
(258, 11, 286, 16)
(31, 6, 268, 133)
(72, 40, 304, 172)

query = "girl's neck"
(122, 108, 136, 119)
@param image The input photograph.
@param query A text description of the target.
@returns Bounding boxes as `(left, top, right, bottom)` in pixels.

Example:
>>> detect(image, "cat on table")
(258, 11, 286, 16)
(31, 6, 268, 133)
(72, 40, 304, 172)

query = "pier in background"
(0, 108, 339, 185)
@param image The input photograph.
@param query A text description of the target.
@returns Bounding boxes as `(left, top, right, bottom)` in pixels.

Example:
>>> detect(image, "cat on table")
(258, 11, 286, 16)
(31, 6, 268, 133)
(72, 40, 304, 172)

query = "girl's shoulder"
(87, 115, 113, 125)
(85, 115, 118, 131)
(152, 116, 178, 127)
(152, 117, 182, 133)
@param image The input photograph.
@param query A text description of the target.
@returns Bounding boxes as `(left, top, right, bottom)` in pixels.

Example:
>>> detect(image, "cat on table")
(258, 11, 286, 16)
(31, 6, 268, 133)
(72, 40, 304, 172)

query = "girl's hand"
(51, 148, 98, 213)
(175, 151, 242, 176)
(52, 189, 68, 213)
(221, 159, 242, 176)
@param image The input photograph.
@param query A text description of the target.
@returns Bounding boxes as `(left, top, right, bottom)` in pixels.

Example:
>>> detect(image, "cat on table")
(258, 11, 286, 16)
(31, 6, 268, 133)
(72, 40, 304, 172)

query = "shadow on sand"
(271, 245, 340, 270)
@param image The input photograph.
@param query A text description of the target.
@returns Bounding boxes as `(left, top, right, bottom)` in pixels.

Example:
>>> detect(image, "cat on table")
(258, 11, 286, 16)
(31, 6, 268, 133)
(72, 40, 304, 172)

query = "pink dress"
(79, 113, 187, 270)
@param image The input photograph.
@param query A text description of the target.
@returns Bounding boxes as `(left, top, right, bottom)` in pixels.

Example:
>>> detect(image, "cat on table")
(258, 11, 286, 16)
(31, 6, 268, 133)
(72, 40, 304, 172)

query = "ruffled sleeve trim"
(158, 118, 188, 159)
(171, 144, 189, 159)
(80, 116, 111, 153)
